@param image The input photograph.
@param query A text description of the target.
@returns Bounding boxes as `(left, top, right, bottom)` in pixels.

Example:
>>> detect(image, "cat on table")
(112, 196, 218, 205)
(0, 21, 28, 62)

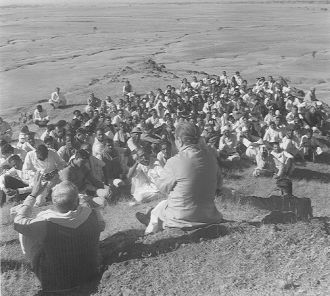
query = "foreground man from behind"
(136, 122, 223, 234)
(12, 173, 105, 293)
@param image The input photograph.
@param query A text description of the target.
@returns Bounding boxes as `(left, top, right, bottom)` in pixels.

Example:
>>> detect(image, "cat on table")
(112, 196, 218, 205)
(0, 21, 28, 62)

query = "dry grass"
(1, 153, 330, 296)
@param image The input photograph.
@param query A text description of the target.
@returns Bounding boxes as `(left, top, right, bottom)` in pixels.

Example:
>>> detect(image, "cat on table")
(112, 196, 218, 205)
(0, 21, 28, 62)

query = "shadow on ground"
(100, 221, 264, 266)
(291, 167, 330, 183)
(1, 259, 31, 273)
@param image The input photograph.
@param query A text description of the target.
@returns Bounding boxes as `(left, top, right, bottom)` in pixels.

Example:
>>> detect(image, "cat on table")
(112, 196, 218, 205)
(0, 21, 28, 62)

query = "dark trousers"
(4, 175, 30, 201)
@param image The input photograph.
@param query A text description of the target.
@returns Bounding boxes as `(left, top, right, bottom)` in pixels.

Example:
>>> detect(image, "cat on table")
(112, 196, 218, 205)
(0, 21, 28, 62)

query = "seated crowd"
(0, 74, 328, 206)
(0, 72, 328, 292)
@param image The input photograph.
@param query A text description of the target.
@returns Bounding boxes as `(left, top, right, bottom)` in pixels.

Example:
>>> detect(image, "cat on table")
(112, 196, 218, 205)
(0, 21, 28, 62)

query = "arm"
(13, 173, 47, 240)
(155, 159, 176, 194)
(22, 152, 36, 174)
(53, 150, 67, 170)
(127, 161, 139, 180)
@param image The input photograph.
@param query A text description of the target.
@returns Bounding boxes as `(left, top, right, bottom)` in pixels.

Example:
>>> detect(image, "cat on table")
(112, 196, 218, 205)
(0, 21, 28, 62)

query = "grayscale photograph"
(0, 0, 329, 295)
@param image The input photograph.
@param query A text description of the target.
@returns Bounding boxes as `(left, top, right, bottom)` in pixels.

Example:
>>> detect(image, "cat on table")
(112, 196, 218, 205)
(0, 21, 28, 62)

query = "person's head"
(55, 87, 60, 93)
(136, 148, 151, 166)
(286, 129, 293, 139)
(271, 141, 281, 153)
(44, 136, 56, 149)
(65, 134, 73, 148)
(118, 122, 126, 132)
(36, 144, 48, 161)
(74, 149, 90, 167)
(160, 141, 171, 159)
(104, 138, 114, 151)
(174, 122, 200, 149)
(75, 128, 86, 142)
(51, 181, 79, 213)
(8, 154, 23, 170)
(27, 132, 36, 146)
(96, 128, 104, 142)
(269, 121, 276, 130)
(309, 106, 316, 114)
(1, 143, 14, 157)
(305, 128, 313, 138)
(276, 178, 293, 196)
(131, 127, 142, 142)
(36, 104, 42, 112)
(73, 110, 81, 117)
(275, 116, 281, 126)
(118, 109, 124, 117)
(81, 143, 92, 154)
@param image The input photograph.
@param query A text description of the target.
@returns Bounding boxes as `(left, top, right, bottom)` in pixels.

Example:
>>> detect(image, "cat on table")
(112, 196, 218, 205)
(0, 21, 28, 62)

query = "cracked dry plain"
(1, 1, 330, 295)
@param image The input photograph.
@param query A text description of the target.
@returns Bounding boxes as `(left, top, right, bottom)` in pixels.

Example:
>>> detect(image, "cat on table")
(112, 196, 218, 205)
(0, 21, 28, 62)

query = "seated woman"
(127, 148, 164, 205)
(135, 122, 223, 234)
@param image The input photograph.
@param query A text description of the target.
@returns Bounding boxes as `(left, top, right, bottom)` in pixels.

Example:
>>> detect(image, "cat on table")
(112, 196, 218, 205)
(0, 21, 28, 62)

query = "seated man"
(270, 142, 295, 179)
(127, 148, 164, 205)
(156, 141, 172, 167)
(136, 122, 223, 234)
(0, 155, 32, 204)
(263, 121, 283, 148)
(21, 132, 44, 153)
(23, 144, 66, 206)
(253, 145, 275, 177)
(0, 143, 26, 167)
(33, 105, 49, 127)
(12, 174, 105, 293)
(49, 87, 66, 109)
(59, 149, 110, 206)
(239, 126, 263, 161)
(58, 134, 76, 158)
(300, 128, 325, 162)
(101, 139, 123, 186)
(280, 129, 303, 160)
(127, 127, 143, 158)
(218, 126, 240, 161)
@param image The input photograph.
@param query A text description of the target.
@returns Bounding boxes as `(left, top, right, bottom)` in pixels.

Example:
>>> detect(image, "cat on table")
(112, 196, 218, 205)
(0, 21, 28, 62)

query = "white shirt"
(51, 91, 66, 105)
(23, 149, 66, 175)
(33, 109, 49, 122)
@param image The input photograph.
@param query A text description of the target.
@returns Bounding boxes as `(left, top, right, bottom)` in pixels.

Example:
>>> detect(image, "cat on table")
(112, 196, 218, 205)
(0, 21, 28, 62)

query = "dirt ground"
(1, 156, 330, 296)
(1, 1, 330, 295)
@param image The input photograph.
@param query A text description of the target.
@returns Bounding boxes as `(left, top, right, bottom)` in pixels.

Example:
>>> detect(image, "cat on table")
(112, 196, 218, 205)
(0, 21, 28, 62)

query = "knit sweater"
(36, 210, 100, 292)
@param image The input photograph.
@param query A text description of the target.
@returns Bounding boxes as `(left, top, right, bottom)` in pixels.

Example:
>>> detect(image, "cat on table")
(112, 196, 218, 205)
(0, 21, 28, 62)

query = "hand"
(31, 172, 47, 197)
